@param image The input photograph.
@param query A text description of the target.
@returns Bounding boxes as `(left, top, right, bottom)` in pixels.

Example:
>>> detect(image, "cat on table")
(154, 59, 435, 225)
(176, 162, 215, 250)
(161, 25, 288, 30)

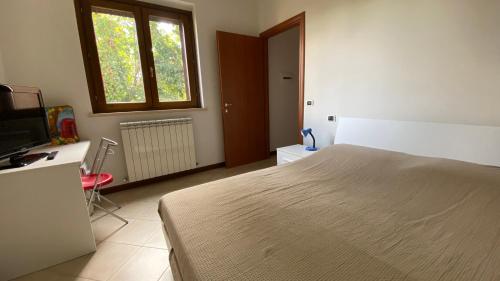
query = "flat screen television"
(0, 84, 51, 160)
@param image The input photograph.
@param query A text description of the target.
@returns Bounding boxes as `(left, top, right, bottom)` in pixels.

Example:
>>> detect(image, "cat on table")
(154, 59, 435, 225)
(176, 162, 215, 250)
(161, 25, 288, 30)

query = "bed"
(159, 118, 500, 281)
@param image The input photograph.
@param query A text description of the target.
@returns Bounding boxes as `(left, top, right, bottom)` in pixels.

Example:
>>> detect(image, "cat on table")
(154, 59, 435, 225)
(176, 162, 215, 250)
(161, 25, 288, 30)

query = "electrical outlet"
(328, 115, 337, 122)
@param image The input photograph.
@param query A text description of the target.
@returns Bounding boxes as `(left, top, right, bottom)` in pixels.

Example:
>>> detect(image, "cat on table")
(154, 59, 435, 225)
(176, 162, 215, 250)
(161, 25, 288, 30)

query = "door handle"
(224, 102, 232, 114)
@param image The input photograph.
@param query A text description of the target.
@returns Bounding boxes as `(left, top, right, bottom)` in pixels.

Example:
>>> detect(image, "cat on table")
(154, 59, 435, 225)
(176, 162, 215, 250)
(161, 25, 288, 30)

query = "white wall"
(268, 26, 300, 151)
(258, 0, 500, 148)
(0, 0, 259, 185)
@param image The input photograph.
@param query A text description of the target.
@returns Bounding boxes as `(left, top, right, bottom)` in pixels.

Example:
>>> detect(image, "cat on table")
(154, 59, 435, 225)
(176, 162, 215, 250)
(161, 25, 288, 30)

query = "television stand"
(0, 152, 49, 170)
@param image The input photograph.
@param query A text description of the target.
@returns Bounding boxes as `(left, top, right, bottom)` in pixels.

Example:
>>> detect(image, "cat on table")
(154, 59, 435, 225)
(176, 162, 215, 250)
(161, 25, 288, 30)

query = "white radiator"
(120, 118, 196, 182)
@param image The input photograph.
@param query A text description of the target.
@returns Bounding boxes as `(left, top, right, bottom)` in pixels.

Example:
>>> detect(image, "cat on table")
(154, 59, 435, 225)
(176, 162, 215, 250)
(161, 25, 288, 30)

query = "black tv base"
(0, 153, 49, 170)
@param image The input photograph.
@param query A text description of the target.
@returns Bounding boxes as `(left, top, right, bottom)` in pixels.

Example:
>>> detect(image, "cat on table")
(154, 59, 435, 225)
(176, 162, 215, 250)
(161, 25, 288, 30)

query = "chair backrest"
(89, 138, 118, 190)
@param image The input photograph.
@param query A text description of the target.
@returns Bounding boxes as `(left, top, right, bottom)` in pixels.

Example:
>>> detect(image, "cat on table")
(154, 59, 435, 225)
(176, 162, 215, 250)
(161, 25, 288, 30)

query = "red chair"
(82, 138, 128, 224)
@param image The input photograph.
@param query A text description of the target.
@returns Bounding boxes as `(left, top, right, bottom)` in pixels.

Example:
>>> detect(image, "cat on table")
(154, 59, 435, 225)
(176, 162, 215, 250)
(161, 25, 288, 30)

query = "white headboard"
(335, 117, 500, 167)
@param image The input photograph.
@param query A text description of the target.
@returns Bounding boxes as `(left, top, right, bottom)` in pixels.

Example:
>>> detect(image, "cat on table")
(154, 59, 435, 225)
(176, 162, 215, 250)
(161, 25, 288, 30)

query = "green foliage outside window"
(92, 12, 145, 103)
(150, 20, 188, 102)
(92, 12, 188, 104)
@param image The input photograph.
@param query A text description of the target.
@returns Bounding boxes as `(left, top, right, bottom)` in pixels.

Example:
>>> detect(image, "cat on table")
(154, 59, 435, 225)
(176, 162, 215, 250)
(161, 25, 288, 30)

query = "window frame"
(74, 0, 201, 113)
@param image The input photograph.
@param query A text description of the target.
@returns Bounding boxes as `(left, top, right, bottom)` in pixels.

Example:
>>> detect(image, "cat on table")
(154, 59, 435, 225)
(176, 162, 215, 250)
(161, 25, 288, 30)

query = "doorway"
(261, 13, 305, 148)
(266, 26, 300, 152)
(217, 13, 305, 167)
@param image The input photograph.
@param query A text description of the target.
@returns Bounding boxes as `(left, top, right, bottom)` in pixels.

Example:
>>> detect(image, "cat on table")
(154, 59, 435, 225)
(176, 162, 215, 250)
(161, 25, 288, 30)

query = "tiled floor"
(13, 158, 276, 281)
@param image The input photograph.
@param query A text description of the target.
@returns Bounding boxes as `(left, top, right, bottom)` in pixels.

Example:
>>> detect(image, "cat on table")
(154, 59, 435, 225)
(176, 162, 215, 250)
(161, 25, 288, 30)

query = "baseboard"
(101, 162, 226, 194)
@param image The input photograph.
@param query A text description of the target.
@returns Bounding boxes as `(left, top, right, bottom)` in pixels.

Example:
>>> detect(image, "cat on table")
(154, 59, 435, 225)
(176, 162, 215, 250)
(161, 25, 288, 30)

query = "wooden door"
(217, 31, 268, 167)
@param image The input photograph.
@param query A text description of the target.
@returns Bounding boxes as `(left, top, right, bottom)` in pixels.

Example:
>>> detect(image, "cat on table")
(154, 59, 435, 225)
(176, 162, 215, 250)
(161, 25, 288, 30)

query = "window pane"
(92, 8, 146, 104)
(149, 17, 190, 102)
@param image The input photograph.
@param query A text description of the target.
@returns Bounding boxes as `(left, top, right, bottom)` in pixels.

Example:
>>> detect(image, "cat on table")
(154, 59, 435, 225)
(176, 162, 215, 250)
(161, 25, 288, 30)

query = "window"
(75, 0, 201, 113)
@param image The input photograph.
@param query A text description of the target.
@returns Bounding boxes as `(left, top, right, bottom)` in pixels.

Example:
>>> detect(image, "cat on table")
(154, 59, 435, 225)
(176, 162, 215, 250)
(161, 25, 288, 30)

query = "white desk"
(0, 141, 96, 281)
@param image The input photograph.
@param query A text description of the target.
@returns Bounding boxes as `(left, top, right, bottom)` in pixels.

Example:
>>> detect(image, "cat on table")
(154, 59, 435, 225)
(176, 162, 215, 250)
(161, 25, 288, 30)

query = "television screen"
(0, 85, 51, 160)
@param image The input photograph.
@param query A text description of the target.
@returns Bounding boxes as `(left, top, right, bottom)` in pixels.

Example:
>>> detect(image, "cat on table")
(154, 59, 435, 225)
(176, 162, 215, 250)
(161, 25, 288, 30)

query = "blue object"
(301, 128, 318, 151)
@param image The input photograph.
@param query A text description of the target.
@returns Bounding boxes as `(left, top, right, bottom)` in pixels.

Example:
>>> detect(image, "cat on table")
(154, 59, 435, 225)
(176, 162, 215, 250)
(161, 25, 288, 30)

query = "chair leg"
(87, 189, 98, 209)
(88, 202, 95, 216)
(85, 191, 96, 216)
(97, 194, 122, 210)
(92, 203, 129, 224)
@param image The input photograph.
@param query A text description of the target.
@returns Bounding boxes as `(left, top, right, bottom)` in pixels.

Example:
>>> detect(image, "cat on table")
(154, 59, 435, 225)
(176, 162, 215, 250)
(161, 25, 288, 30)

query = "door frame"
(260, 12, 306, 150)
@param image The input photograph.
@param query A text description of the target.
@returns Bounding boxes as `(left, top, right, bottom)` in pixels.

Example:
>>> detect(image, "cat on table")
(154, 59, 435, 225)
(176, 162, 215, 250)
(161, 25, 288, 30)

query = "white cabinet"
(276, 144, 317, 165)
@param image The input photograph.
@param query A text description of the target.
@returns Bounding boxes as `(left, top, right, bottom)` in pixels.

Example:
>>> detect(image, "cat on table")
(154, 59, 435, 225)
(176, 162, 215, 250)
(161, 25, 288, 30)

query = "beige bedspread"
(159, 144, 500, 281)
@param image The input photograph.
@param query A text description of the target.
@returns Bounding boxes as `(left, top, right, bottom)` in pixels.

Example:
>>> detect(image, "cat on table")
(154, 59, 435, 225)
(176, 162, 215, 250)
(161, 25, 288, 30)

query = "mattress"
(158, 144, 500, 281)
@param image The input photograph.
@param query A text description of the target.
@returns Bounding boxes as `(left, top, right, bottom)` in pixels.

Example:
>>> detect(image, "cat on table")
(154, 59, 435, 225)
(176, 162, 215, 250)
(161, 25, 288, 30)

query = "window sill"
(88, 107, 208, 117)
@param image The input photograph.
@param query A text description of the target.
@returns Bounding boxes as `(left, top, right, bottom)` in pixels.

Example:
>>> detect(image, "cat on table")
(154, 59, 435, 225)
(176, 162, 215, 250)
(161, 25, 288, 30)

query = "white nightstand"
(276, 144, 318, 165)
